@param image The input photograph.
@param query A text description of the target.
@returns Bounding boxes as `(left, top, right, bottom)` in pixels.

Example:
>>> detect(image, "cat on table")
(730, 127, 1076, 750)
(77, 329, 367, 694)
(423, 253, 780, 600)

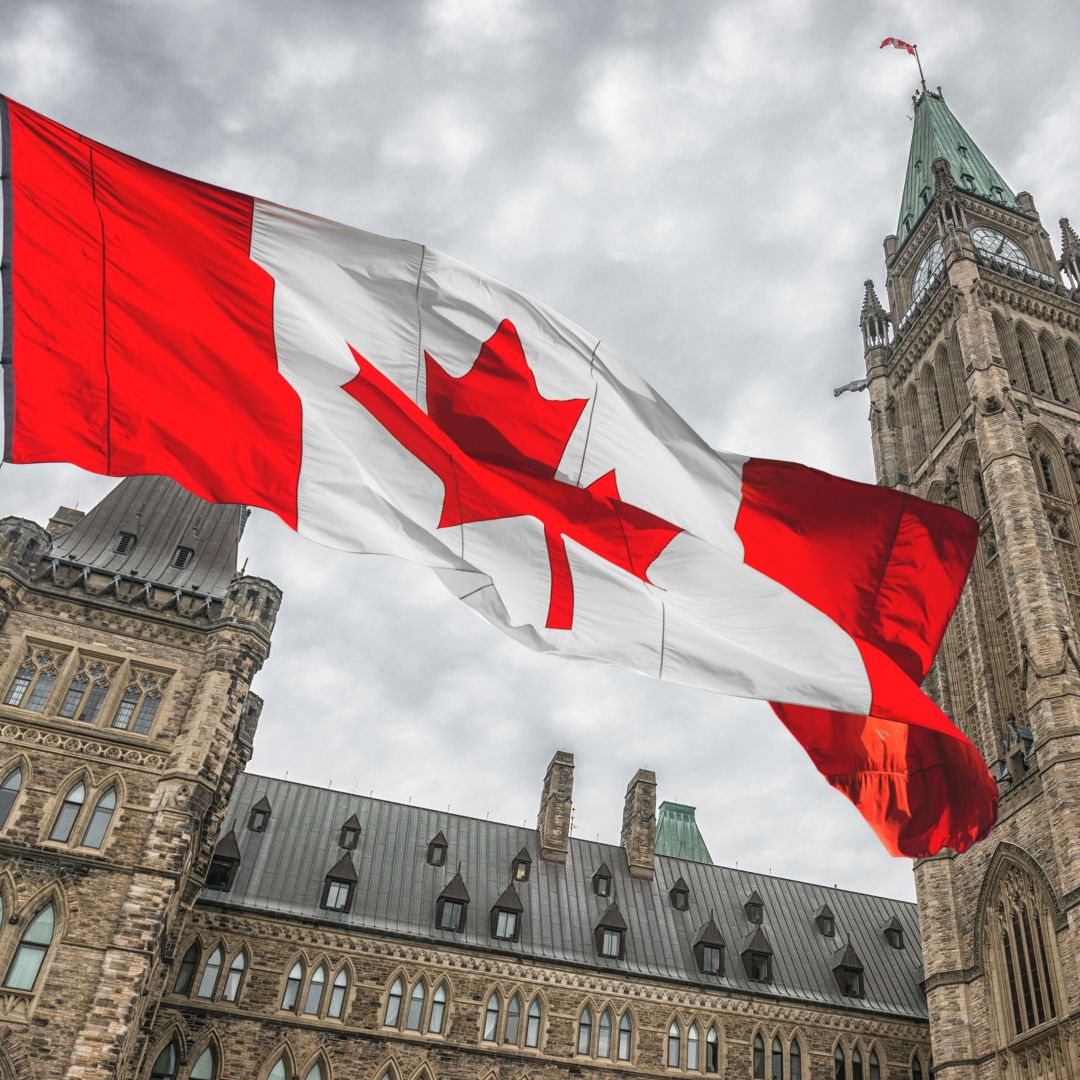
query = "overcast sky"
(2, 0, 1077, 902)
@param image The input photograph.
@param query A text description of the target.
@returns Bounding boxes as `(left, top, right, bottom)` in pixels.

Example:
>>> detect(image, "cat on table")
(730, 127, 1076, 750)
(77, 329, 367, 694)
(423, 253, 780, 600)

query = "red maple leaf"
(342, 320, 682, 629)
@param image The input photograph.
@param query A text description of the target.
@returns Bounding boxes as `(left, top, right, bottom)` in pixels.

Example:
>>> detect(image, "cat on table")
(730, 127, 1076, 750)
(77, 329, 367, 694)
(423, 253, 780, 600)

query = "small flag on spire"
(880, 36, 916, 55)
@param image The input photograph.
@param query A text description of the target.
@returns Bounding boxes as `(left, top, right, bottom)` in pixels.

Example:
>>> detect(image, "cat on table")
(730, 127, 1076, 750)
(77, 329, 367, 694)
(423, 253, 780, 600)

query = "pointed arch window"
(190, 1047, 216, 1080)
(1039, 338, 1063, 400)
(688, 1023, 701, 1070)
(870, 1050, 881, 1080)
(772, 1036, 784, 1080)
(173, 943, 199, 995)
(328, 968, 348, 1019)
(150, 1042, 178, 1079)
(5, 647, 64, 712)
(58, 660, 113, 725)
(835, 1047, 847, 1080)
(706, 1025, 719, 1073)
(404, 978, 425, 1030)
(267, 1059, 287, 1080)
(973, 471, 989, 515)
(282, 962, 303, 1011)
(912, 1055, 923, 1080)
(790, 1040, 802, 1080)
(577, 1005, 593, 1055)
(617, 1011, 633, 1061)
(303, 1065, 323, 1080)
(483, 991, 500, 1042)
(428, 981, 446, 1034)
(525, 997, 541, 1048)
(0, 767, 22, 829)
(4, 902, 55, 990)
(81, 786, 116, 849)
(222, 950, 246, 1002)
(598, 1008, 613, 1058)
(504, 993, 521, 1043)
(1018, 333, 1042, 393)
(50, 781, 85, 842)
(304, 964, 327, 1015)
(1038, 453, 1056, 495)
(112, 670, 167, 735)
(196, 947, 222, 999)
(753, 1033, 766, 1079)
(668, 1021, 682, 1069)
(853, 1047, 864, 1080)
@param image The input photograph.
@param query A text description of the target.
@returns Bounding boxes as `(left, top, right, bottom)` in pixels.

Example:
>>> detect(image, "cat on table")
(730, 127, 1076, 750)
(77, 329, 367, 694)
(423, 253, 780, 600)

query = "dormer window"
(338, 814, 361, 850)
(594, 903, 627, 959)
(744, 890, 764, 923)
(741, 926, 773, 982)
(750, 952, 771, 981)
(670, 877, 690, 911)
(920, 186, 931, 208)
(511, 846, 531, 882)
(961, 174, 975, 191)
(115, 532, 137, 555)
(489, 883, 523, 942)
(247, 796, 271, 833)
(841, 966, 864, 997)
(426, 831, 448, 867)
(884, 916, 905, 949)
(991, 186, 1005, 203)
(435, 872, 469, 933)
(701, 944, 722, 973)
(206, 829, 240, 892)
(693, 916, 725, 975)
(958, 144, 969, 158)
(903, 214, 914, 234)
(172, 546, 194, 569)
(320, 853, 357, 913)
(592, 864, 612, 897)
(815, 903, 836, 937)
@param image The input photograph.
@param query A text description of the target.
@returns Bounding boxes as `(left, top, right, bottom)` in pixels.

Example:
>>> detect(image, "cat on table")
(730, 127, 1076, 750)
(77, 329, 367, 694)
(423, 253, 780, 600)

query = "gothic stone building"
(0, 85, 1072, 1080)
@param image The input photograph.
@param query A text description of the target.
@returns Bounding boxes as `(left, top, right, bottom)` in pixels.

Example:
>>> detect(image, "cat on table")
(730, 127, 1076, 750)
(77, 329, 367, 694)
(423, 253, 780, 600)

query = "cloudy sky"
(2, 0, 1077, 902)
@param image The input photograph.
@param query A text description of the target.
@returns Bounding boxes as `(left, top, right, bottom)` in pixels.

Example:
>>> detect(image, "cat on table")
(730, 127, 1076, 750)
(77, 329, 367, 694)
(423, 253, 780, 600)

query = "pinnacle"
(1059, 217, 1080, 266)
(861, 280, 887, 323)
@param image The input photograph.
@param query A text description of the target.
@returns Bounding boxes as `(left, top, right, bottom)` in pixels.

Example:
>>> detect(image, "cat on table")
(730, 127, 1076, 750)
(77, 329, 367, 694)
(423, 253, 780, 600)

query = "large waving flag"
(0, 96, 997, 856)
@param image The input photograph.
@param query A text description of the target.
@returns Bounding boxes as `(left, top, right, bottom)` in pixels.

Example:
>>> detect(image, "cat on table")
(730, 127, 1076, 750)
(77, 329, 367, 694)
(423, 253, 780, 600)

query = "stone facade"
(861, 88, 1079, 1080)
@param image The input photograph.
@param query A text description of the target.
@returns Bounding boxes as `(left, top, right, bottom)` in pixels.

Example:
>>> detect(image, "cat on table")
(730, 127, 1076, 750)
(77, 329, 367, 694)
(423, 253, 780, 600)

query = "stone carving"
(943, 466, 961, 508)
(1063, 434, 1080, 494)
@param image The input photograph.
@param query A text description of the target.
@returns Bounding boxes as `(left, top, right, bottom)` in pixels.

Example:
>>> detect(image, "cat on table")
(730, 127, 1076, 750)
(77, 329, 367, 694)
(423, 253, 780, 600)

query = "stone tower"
(860, 88, 1079, 1080)
(0, 476, 280, 1079)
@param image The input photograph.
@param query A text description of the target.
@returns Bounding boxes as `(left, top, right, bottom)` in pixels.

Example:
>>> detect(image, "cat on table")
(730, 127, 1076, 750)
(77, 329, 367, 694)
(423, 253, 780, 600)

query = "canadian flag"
(0, 97, 997, 856)
(880, 37, 917, 56)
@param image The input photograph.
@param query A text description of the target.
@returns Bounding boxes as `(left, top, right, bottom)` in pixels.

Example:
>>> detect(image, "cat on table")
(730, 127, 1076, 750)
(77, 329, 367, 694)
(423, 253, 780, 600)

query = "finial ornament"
(859, 280, 890, 354)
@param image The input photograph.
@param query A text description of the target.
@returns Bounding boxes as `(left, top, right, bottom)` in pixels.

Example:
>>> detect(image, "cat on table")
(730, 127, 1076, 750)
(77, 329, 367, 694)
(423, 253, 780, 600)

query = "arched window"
(525, 997, 541, 1048)
(973, 470, 989, 515)
(81, 786, 116, 849)
(0, 767, 22, 829)
(668, 1021, 682, 1069)
(267, 1059, 288, 1080)
(303, 1065, 323, 1080)
(150, 1042, 178, 1079)
(598, 1008, 613, 1058)
(483, 992, 500, 1042)
(173, 943, 199, 995)
(688, 1023, 701, 1070)
(50, 781, 85, 842)
(706, 1025, 719, 1073)
(196, 947, 222, 999)
(577, 1005, 592, 1055)
(853, 1046, 864, 1080)
(905, 384, 926, 464)
(428, 981, 446, 1034)
(835, 1047, 847, 1080)
(283, 962, 303, 1011)
(504, 993, 521, 1044)
(753, 1034, 766, 1079)
(4, 647, 62, 712)
(304, 964, 326, 1015)
(772, 1036, 784, 1080)
(870, 1050, 881, 1080)
(222, 951, 246, 1002)
(1066, 340, 1080, 401)
(790, 1039, 802, 1080)
(4, 902, 54, 990)
(618, 1011, 632, 1061)
(1017, 329, 1042, 393)
(190, 1047, 216, 1080)
(404, 978, 424, 1030)
(912, 1054, 923, 1080)
(1039, 336, 1063, 400)
(922, 365, 946, 438)
(1038, 453, 1056, 495)
(328, 968, 348, 1019)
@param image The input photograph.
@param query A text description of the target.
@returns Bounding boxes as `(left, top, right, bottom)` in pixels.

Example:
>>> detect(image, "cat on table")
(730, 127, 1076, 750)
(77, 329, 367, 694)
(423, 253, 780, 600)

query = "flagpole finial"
(913, 44, 927, 93)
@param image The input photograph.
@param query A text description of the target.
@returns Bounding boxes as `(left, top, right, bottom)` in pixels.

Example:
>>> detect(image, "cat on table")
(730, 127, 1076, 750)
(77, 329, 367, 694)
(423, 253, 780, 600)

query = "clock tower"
(859, 87, 1079, 1080)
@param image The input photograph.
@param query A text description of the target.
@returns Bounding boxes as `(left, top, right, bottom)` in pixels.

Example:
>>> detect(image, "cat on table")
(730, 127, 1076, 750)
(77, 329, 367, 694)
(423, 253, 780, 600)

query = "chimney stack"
(621, 768, 657, 878)
(537, 751, 574, 862)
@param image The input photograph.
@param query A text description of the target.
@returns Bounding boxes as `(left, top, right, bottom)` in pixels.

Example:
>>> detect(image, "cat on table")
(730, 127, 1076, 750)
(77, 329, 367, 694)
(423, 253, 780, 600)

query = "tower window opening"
(991, 186, 1004, 202)
(1039, 341, 1063, 400)
(1038, 454, 1056, 495)
(974, 472, 989, 516)
(958, 144, 969, 157)
(1018, 336, 1042, 393)
(961, 174, 975, 191)
(920, 186, 931, 208)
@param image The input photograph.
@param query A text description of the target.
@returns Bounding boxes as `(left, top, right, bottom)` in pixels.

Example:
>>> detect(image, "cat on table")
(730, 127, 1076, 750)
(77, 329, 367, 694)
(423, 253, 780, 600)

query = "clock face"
(971, 227, 1028, 267)
(911, 239, 945, 305)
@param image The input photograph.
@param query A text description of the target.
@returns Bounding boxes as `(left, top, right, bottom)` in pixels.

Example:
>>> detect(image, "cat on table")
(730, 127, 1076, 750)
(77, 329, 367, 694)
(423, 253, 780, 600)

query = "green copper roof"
(655, 801, 713, 864)
(897, 89, 1019, 243)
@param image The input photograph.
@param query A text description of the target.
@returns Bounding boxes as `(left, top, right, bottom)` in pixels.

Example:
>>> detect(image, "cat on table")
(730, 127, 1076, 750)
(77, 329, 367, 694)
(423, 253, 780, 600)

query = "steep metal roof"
(656, 801, 713, 864)
(897, 88, 1020, 243)
(203, 774, 927, 1019)
(48, 476, 244, 598)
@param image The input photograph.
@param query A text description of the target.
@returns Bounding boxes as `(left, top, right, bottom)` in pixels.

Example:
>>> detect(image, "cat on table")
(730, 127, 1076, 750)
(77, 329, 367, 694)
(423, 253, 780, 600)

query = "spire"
(1059, 217, 1080, 288)
(897, 88, 1020, 243)
(47, 475, 245, 599)
(655, 801, 712, 864)
(860, 280, 890, 352)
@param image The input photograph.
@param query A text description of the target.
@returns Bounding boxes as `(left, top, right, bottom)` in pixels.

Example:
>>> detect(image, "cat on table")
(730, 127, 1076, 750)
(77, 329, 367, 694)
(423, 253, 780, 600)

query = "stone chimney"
(620, 768, 657, 879)
(537, 751, 574, 862)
